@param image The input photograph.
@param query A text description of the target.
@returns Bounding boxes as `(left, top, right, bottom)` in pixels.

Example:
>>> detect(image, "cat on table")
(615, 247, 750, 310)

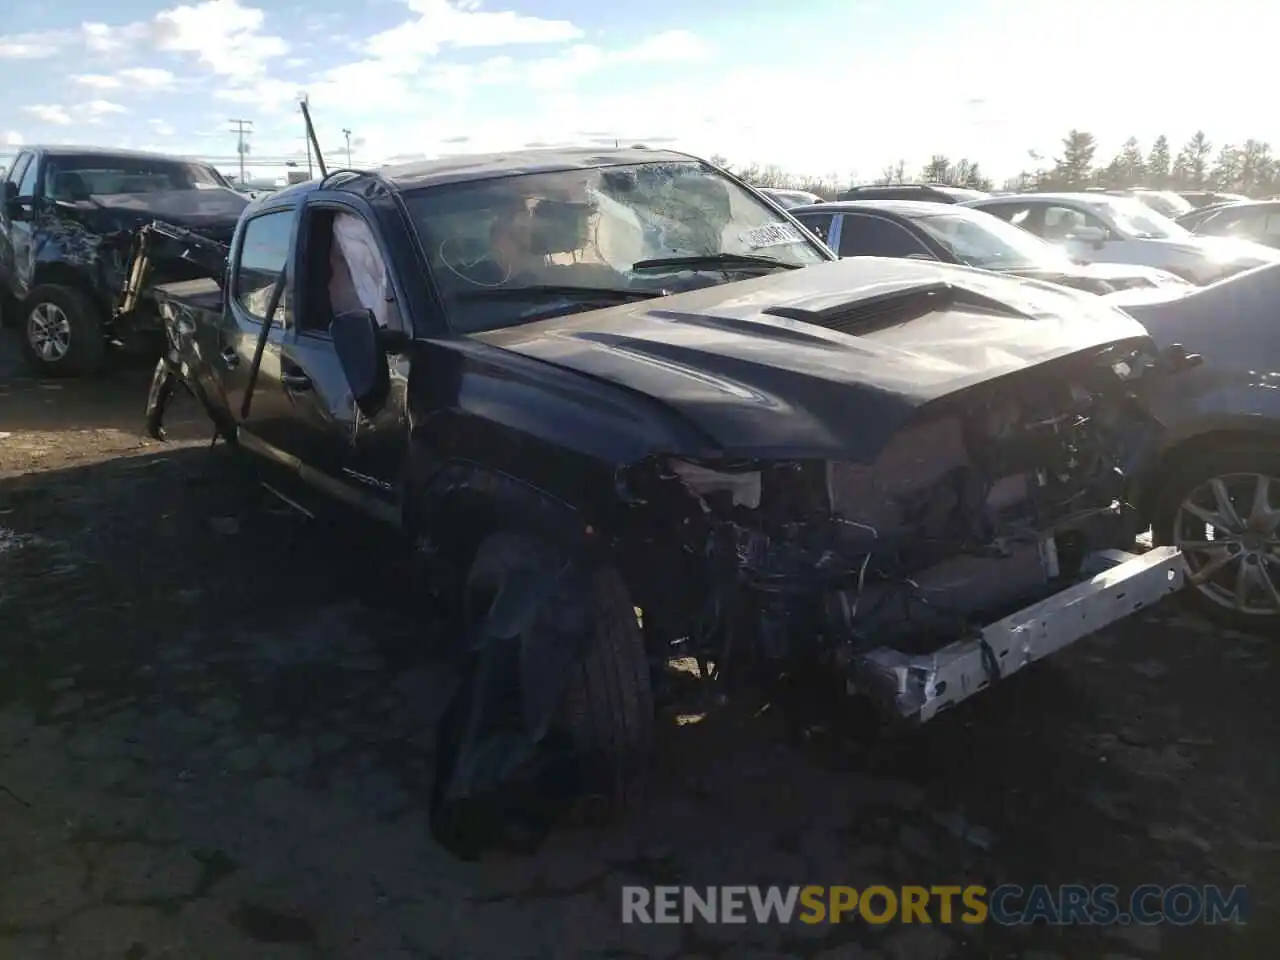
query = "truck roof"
(382, 146, 694, 191)
(25, 144, 217, 164)
(245, 146, 698, 213)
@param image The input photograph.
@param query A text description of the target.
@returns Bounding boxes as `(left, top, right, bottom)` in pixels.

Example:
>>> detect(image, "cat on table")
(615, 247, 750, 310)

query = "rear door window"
(234, 209, 295, 325)
(793, 212, 834, 245)
(837, 214, 930, 257)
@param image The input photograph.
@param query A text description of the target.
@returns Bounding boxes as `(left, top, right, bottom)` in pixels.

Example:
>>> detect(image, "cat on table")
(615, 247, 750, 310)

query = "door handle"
(281, 370, 312, 391)
(220, 347, 240, 368)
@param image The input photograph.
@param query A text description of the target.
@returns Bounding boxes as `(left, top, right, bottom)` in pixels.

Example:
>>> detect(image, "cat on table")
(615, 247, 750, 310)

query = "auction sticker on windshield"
(740, 222, 806, 249)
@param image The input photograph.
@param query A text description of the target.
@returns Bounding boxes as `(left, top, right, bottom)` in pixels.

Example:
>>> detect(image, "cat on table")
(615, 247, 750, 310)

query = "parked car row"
(767, 182, 1280, 289)
(790, 199, 1192, 294)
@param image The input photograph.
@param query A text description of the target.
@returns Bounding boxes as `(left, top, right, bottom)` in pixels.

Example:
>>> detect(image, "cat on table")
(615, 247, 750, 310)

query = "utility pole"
(228, 118, 253, 183)
(342, 128, 352, 167)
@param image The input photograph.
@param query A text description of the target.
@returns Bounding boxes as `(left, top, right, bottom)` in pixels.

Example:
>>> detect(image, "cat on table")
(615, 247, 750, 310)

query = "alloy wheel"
(1173, 472, 1280, 617)
(26, 302, 72, 362)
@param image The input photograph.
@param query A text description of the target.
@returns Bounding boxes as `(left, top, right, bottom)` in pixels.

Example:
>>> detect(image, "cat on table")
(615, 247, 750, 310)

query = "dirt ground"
(0, 332, 1275, 960)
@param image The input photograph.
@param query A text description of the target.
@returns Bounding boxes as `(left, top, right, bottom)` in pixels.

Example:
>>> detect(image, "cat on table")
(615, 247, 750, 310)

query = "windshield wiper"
(455, 284, 660, 303)
(630, 253, 801, 272)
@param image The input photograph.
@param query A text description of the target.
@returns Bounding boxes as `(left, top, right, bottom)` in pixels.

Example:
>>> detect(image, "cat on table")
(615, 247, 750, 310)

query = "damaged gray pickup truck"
(0, 146, 246, 375)
(138, 148, 1192, 856)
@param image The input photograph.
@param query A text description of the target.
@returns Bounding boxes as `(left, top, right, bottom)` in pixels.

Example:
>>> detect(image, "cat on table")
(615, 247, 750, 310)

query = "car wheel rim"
(26, 302, 72, 362)
(1173, 471, 1280, 617)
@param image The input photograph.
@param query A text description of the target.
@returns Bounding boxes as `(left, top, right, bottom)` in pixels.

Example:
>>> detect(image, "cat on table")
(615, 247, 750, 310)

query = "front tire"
(431, 530, 653, 856)
(1152, 443, 1280, 631)
(18, 284, 108, 377)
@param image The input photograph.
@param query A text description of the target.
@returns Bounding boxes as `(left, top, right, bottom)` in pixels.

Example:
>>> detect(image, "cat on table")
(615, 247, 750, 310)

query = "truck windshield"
(44, 155, 228, 199)
(403, 160, 831, 333)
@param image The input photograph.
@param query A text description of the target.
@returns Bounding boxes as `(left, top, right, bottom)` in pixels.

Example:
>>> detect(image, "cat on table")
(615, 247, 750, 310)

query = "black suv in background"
(0, 145, 248, 376)
(836, 183, 989, 203)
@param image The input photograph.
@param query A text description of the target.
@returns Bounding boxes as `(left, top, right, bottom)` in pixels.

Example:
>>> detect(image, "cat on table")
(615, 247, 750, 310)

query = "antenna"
(228, 118, 253, 183)
(299, 97, 327, 179)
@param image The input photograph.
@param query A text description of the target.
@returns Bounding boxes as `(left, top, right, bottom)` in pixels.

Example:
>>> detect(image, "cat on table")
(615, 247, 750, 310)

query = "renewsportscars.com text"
(621, 884, 1249, 926)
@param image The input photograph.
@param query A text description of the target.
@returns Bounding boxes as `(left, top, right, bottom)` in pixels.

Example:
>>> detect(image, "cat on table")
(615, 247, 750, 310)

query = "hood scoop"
(763, 281, 1029, 335)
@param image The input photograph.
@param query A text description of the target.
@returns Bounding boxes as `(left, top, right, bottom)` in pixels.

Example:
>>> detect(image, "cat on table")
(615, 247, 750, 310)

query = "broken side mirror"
(331, 308, 390, 417)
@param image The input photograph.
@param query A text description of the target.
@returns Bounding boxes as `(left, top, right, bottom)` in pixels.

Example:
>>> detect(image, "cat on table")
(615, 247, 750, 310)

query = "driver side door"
(253, 196, 411, 524)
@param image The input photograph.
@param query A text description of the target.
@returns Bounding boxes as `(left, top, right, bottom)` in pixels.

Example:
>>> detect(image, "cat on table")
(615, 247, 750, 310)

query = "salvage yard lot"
(0, 333, 1275, 960)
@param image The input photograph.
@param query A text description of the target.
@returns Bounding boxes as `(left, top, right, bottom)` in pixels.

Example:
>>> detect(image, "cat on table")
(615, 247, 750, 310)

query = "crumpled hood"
(473, 257, 1152, 461)
(77, 188, 248, 237)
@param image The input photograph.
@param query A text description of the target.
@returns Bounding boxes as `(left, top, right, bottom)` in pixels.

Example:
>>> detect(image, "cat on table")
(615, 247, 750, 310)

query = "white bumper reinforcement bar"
(850, 545, 1187, 724)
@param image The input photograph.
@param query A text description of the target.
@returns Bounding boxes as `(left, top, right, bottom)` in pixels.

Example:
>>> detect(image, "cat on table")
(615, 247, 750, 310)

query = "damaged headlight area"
(620, 343, 1174, 718)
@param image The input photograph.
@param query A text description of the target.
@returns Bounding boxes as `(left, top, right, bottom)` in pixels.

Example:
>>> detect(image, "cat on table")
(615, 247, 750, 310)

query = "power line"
(228, 118, 253, 182)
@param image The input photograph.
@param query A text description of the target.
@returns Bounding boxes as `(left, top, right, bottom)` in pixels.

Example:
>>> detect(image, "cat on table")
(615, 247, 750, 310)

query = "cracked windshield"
(0, 0, 1275, 958)
(406, 161, 828, 331)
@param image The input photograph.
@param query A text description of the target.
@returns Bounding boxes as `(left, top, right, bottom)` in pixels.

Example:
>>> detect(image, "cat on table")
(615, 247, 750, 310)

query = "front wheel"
(430, 530, 654, 856)
(1152, 443, 1280, 631)
(18, 284, 108, 377)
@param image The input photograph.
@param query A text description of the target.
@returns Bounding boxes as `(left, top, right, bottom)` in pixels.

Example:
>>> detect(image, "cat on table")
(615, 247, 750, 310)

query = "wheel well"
(409, 472, 599, 574)
(30, 263, 108, 316)
(1136, 429, 1277, 520)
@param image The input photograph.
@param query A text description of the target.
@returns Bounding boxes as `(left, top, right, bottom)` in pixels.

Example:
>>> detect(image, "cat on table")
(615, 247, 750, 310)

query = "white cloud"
(0, 30, 65, 59)
(119, 67, 177, 89)
(150, 119, 177, 136)
(82, 101, 128, 118)
(82, 21, 152, 55)
(3, 131, 24, 147)
(216, 77, 304, 111)
(154, 0, 288, 76)
(623, 29, 707, 63)
(365, 0, 582, 64)
(520, 30, 711, 90)
(72, 74, 123, 90)
(22, 104, 73, 125)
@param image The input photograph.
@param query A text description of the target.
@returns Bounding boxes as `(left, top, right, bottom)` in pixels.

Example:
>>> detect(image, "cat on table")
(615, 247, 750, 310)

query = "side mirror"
(3, 183, 27, 221)
(1070, 225, 1108, 247)
(331, 308, 390, 417)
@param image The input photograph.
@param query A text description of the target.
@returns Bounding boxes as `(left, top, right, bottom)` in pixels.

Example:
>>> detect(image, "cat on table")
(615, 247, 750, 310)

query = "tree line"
(713, 129, 1280, 200)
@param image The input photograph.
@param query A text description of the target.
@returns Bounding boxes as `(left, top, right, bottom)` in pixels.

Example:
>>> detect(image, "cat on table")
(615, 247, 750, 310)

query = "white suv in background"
(964, 192, 1280, 284)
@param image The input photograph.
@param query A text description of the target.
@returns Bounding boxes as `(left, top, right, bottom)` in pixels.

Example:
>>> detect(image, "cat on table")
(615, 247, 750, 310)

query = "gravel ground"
(0, 332, 1275, 960)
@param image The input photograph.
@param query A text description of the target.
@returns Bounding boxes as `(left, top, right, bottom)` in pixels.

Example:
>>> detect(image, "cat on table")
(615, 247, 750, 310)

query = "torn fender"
(429, 536, 600, 859)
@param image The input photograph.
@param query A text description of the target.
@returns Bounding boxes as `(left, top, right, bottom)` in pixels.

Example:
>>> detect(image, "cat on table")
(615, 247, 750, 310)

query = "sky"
(0, 0, 1274, 183)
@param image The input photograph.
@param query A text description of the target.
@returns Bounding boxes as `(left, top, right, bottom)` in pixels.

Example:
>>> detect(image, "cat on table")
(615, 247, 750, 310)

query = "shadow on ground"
(1, 312, 1276, 959)
(1, 443, 1275, 959)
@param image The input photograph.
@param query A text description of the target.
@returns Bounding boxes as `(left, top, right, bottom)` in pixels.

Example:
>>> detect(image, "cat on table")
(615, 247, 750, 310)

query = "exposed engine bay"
(620, 342, 1169, 716)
